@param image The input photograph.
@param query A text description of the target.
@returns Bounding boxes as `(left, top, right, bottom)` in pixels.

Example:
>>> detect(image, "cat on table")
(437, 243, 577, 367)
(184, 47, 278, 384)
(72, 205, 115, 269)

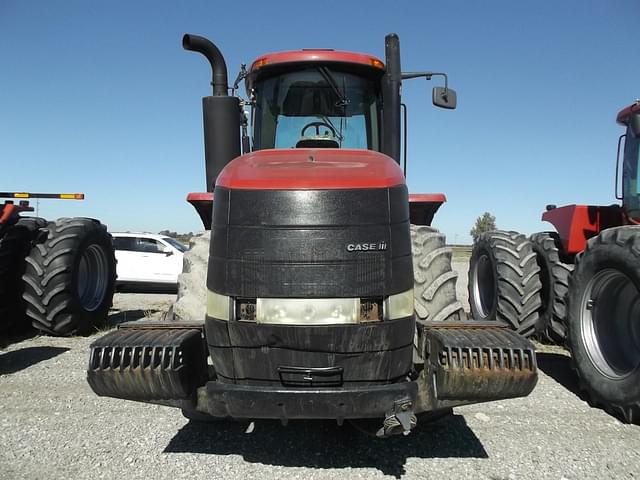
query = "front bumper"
(198, 381, 417, 420)
(88, 319, 538, 422)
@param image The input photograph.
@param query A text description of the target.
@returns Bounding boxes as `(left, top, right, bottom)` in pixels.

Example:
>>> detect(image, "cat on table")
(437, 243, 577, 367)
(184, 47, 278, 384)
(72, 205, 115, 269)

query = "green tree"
(470, 212, 497, 242)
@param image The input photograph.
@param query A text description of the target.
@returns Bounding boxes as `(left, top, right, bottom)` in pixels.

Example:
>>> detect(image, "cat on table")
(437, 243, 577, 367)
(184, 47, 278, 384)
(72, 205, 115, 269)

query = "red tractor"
(87, 33, 538, 437)
(468, 102, 640, 424)
(0, 192, 116, 336)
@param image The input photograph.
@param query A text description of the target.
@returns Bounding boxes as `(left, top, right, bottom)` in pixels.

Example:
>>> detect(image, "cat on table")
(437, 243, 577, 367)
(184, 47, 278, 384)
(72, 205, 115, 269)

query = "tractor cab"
(246, 51, 384, 151)
(184, 40, 460, 228)
(618, 102, 640, 223)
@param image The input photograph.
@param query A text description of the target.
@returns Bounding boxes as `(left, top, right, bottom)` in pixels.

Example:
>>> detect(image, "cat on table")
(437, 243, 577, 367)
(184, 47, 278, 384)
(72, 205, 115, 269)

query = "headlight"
(218, 290, 415, 325)
(384, 289, 414, 320)
(256, 298, 359, 325)
(207, 290, 231, 320)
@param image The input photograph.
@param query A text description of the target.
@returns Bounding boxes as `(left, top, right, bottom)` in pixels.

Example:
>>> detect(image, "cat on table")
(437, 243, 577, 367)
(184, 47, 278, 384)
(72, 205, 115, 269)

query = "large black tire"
(22, 218, 116, 336)
(411, 225, 465, 368)
(171, 231, 209, 322)
(468, 230, 542, 337)
(0, 218, 47, 332)
(530, 232, 573, 343)
(411, 225, 466, 323)
(565, 226, 640, 424)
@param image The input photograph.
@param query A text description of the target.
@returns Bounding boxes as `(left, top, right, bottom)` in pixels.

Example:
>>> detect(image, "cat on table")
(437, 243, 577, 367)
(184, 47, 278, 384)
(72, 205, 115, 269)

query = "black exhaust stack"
(183, 34, 241, 192)
(381, 34, 402, 165)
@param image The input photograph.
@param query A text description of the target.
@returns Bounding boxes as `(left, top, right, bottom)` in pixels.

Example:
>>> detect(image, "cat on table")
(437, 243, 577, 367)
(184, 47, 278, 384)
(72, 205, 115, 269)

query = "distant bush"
(470, 212, 497, 243)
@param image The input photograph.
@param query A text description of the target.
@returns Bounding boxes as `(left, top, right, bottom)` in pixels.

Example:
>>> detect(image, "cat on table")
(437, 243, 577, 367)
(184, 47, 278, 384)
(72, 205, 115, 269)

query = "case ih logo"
(346, 242, 387, 252)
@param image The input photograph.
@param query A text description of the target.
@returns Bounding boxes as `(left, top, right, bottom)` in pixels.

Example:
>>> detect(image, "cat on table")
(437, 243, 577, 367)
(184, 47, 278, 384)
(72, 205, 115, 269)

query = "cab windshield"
(252, 67, 382, 151)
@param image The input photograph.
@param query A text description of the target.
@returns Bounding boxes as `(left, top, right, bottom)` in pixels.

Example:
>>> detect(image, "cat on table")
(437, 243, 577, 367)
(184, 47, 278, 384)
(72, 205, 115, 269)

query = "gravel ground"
(1, 267, 639, 480)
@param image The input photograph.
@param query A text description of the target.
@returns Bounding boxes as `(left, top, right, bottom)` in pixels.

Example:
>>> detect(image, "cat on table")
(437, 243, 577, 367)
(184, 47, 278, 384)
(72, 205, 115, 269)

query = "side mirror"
(432, 87, 457, 109)
(162, 246, 174, 256)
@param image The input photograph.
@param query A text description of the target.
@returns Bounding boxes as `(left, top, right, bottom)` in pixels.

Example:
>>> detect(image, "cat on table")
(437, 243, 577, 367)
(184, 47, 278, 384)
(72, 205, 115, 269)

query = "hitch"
(376, 398, 417, 437)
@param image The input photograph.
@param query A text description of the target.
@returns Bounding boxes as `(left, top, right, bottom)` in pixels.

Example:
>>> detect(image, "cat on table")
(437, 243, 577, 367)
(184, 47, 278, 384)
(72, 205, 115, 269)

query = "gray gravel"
(1, 274, 639, 479)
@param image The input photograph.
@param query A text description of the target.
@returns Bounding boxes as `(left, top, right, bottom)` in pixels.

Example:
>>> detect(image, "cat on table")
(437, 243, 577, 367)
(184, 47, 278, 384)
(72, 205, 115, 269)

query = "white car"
(111, 232, 187, 291)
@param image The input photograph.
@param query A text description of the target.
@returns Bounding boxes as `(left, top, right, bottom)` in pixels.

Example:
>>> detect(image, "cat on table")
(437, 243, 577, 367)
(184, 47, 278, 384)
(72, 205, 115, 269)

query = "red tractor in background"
(87, 33, 538, 437)
(468, 102, 640, 424)
(0, 192, 116, 336)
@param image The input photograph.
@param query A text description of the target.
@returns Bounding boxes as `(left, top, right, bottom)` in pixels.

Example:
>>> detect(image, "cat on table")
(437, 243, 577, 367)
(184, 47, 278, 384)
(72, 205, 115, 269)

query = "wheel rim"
(77, 245, 109, 311)
(471, 253, 495, 318)
(580, 269, 640, 379)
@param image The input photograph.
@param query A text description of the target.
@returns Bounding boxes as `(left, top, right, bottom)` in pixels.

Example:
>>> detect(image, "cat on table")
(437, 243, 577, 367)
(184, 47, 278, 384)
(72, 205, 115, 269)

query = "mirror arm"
(401, 71, 449, 91)
(231, 64, 248, 95)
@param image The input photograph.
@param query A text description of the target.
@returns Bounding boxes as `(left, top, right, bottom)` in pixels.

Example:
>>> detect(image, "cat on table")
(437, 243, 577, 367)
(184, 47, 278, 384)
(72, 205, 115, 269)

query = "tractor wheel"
(411, 225, 465, 323)
(565, 226, 640, 424)
(22, 218, 116, 336)
(530, 232, 573, 343)
(171, 231, 209, 322)
(468, 230, 542, 337)
(411, 225, 465, 366)
(0, 218, 47, 332)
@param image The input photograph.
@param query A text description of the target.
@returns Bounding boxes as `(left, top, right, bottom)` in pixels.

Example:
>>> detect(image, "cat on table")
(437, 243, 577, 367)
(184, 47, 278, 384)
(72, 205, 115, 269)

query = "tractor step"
(87, 328, 208, 401)
(423, 322, 538, 401)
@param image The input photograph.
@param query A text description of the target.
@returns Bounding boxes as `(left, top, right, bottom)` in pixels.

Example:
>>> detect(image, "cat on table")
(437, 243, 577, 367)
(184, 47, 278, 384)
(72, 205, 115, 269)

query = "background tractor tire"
(411, 225, 465, 367)
(530, 232, 573, 343)
(22, 217, 116, 336)
(411, 225, 466, 323)
(0, 217, 47, 333)
(171, 231, 209, 322)
(565, 226, 640, 424)
(468, 230, 542, 337)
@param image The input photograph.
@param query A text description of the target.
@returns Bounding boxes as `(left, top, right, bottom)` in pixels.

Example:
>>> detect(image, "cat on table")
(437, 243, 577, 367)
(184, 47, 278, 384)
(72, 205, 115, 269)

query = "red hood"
(216, 149, 405, 190)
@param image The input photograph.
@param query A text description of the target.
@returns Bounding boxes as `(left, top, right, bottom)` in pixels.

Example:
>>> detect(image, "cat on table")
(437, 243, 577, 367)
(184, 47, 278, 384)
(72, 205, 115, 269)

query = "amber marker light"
(252, 58, 268, 69)
(370, 58, 385, 69)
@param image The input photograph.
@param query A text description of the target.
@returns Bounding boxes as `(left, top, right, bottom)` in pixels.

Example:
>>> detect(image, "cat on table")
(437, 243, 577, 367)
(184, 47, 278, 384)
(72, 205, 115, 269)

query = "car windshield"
(252, 67, 381, 150)
(162, 237, 188, 252)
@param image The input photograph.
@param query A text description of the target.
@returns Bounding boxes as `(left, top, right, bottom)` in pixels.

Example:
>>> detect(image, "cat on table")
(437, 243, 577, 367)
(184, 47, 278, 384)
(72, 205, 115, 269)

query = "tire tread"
(468, 230, 542, 337)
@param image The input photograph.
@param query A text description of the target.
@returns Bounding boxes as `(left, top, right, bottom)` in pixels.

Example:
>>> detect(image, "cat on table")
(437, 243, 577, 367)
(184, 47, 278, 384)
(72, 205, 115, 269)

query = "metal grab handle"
(615, 133, 626, 200)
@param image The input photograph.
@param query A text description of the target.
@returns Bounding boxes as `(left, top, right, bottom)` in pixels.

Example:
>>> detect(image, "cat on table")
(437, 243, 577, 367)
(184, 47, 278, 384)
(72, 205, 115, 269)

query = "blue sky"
(1, 1, 638, 243)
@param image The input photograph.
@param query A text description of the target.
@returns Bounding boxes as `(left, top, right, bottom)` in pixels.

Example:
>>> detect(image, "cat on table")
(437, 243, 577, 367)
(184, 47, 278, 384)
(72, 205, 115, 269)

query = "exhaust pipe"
(183, 34, 229, 97)
(381, 33, 401, 165)
(183, 33, 241, 192)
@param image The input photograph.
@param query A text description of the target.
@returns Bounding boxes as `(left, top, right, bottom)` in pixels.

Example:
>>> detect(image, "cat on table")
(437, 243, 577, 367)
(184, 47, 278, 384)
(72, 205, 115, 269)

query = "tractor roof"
(249, 49, 385, 73)
(616, 101, 640, 125)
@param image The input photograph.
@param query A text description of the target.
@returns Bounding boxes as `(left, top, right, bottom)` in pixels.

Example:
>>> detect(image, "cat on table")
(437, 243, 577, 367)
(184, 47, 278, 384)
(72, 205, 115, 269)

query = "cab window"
(252, 67, 381, 151)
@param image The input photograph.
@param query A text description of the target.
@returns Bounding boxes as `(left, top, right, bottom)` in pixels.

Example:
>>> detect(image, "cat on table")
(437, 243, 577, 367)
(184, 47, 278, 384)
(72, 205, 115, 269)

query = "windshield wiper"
(320, 115, 344, 141)
(317, 67, 350, 108)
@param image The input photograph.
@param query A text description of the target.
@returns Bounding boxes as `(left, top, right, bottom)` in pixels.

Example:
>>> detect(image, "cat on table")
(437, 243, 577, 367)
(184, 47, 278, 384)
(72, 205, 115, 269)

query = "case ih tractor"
(87, 33, 538, 437)
(468, 102, 640, 424)
(0, 192, 116, 336)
